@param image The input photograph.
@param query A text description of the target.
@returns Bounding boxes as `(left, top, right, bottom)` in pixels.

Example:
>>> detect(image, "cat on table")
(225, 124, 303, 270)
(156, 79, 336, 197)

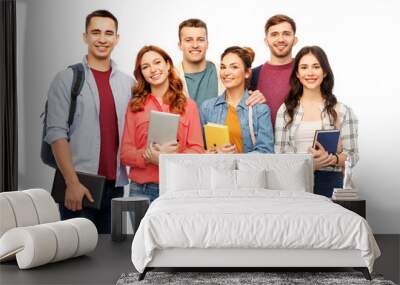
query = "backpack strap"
(40, 63, 85, 168)
(248, 106, 256, 146)
(249, 65, 262, 91)
(66, 63, 85, 130)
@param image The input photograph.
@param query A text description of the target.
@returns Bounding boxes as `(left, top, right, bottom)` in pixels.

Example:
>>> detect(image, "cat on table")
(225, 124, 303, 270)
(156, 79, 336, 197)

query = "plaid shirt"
(274, 102, 359, 171)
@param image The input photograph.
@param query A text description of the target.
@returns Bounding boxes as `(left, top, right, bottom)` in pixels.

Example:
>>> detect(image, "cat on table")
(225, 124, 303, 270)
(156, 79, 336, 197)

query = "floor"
(374, 234, 400, 284)
(0, 235, 134, 285)
(0, 235, 398, 285)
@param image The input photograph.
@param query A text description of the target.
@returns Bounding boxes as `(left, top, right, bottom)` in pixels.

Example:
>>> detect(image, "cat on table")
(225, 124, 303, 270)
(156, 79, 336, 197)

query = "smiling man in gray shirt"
(44, 10, 133, 233)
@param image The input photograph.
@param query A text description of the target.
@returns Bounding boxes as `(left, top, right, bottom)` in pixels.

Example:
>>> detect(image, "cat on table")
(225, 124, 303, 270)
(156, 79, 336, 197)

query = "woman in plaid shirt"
(274, 46, 358, 197)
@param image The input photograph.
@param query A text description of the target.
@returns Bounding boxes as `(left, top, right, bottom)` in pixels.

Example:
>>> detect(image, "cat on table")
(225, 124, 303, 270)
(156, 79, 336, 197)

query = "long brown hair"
(284, 46, 337, 127)
(130, 45, 187, 114)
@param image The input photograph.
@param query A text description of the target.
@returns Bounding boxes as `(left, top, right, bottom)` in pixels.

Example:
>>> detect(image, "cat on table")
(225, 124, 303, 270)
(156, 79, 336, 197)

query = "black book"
(51, 169, 106, 210)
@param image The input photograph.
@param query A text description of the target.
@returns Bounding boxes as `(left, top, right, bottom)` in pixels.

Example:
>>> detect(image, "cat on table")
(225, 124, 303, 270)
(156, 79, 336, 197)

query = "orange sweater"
(225, 105, 244, 153)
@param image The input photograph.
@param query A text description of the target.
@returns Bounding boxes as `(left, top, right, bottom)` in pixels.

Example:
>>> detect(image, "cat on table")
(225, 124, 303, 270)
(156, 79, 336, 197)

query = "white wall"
(17, 0, 400, 233)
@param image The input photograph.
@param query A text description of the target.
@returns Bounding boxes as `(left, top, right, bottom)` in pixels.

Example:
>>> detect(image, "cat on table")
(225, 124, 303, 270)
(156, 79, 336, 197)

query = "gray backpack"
(40, 63, 85, 168)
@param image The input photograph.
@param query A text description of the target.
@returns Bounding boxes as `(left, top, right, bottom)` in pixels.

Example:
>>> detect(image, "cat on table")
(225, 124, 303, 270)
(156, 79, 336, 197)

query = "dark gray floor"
(374, 235, 400, 284)
(0, 235, 134, 285)
(0, 235, 398, 285)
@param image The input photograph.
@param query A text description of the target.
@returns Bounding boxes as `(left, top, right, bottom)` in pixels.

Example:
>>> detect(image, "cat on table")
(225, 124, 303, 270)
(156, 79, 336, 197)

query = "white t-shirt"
(294, 120, 322, 153)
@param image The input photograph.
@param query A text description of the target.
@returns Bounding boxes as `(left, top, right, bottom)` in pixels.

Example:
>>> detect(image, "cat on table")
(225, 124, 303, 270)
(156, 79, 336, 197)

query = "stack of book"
(332, 188, 359, 200)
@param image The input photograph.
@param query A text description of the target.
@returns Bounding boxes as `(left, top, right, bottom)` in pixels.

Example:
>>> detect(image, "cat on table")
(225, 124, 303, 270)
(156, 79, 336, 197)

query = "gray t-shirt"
(184, 61, 218, 107)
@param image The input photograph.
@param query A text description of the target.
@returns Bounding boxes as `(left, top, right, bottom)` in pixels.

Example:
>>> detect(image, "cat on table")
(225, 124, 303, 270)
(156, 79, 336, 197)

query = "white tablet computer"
(147, 110, 180, 146)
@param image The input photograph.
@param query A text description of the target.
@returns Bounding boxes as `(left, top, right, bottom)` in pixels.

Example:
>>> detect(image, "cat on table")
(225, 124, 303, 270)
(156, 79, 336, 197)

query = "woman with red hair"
(121, 45, 204, 202)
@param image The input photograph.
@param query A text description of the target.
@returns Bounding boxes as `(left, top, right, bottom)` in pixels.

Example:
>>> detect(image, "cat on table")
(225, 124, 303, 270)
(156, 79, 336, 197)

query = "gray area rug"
(116, 271, 396, 285)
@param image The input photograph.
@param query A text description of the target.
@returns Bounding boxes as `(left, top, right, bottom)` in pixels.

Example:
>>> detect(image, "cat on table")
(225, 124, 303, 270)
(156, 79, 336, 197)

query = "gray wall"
(17, 0, 400, 234)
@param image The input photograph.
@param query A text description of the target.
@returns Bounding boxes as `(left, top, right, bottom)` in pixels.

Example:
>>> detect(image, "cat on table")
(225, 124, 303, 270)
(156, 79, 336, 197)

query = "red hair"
(130, 45, 187, 114)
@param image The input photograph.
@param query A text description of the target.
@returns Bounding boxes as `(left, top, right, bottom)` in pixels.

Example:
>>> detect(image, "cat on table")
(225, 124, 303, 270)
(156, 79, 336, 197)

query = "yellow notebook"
(203, 123, 230, 150)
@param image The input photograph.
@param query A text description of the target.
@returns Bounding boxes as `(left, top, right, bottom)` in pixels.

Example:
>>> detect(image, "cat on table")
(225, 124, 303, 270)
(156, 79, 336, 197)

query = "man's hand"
(308, 142, 336, 170)
(246, 90, 266, 106)
(50, 139, 94, 211)
(64, 181, 94, 211)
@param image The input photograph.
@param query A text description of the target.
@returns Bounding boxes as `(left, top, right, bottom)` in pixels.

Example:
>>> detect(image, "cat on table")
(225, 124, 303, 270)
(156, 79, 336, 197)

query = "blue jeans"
(314, 171, 343, 198)
(129, 181, 159, 202)
(59, 180, 123, 234)
(129, 182, 159, 230)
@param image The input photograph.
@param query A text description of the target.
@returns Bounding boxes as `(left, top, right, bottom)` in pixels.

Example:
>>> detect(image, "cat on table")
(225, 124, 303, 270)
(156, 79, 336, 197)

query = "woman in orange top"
(121, 45, 204, 202)
(200, 47, 274, 154)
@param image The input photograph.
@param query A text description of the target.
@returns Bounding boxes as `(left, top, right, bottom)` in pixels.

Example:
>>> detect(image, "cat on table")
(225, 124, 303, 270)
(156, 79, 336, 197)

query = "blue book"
(312, 129, 340, 154)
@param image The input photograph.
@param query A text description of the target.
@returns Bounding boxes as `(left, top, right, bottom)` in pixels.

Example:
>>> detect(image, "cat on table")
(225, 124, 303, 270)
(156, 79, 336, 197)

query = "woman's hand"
(143, 144, 160, 165)
(206, 147, 217, 154)
(143, 141, 178, 165)
(216, 144, 236, 154)
(308, 141, 336, 170)
(153, 141, 179, 154)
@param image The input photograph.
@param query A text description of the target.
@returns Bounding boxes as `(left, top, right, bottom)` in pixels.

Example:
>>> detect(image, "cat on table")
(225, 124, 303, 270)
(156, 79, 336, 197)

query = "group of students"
(44, 10, 358, 234)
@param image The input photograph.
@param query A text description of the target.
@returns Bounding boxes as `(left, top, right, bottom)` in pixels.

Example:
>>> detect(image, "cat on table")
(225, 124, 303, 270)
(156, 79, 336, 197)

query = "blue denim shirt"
(200, 90, 274, 153)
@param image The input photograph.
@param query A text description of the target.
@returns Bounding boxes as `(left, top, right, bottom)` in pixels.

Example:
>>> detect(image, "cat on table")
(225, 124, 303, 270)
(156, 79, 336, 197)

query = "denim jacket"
(200, 90, 274, 153)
